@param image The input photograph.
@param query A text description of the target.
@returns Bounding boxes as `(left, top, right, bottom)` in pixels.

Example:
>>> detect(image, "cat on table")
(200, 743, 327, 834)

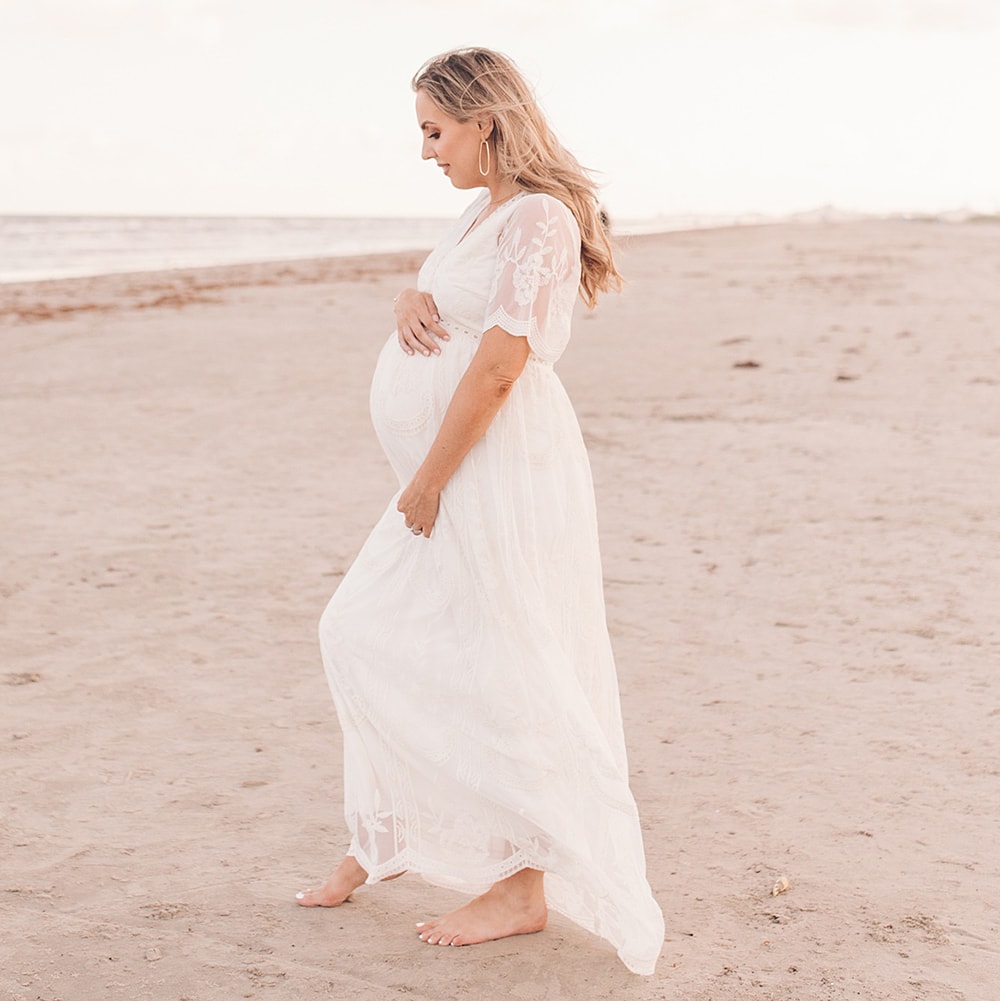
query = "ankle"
(493, 868, 545, 903)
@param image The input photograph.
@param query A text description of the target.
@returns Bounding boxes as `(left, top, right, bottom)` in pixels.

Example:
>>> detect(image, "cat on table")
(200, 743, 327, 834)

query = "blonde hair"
(412, 47, 622, 309)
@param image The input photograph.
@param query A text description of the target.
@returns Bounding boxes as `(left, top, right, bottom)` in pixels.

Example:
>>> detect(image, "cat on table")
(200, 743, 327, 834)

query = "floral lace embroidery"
(483, 195, 580, 362)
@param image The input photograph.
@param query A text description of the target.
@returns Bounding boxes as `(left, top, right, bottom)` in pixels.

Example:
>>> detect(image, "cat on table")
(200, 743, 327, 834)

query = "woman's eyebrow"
(419, 121, 439, 131)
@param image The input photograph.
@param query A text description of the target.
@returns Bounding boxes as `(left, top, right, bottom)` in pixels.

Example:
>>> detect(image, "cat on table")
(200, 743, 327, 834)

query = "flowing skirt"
(318, 321, 664, 974)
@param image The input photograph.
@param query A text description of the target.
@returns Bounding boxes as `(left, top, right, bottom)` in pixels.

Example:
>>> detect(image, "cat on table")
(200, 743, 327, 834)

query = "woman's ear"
(477, 116, 495, 141)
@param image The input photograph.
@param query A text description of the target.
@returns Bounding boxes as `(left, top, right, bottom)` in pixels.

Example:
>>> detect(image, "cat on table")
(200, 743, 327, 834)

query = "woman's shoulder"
(511, 191, 575, 219)
(505, 191, 580, 240)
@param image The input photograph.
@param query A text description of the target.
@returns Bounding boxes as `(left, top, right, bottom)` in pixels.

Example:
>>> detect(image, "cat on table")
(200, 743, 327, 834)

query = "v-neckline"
(455, 191, 525, 248)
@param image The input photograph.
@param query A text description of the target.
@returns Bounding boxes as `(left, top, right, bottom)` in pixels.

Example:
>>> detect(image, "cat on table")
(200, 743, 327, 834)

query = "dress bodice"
(417, 190, 582, 364)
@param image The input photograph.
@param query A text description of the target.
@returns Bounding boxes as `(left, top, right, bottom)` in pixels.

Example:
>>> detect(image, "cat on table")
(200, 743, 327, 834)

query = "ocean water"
(0, 210, 797, 285)
(0, 215, 457, 284)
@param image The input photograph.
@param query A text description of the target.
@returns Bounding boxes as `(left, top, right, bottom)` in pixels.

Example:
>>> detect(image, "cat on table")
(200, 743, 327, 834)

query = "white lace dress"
(318, 190, 664, 975)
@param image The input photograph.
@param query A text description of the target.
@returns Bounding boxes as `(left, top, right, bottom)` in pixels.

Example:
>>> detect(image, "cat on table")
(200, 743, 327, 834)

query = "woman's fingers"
(409, 519, 434, 538)
(397, 322, 420, 355)
(400, 507, 436, 536)
(397, 485, 439, 539)
(394, 290, 450, 356)
(420, 302, 450, 341)
(398, 320, 443, 356)
(404, 320, 440, 356)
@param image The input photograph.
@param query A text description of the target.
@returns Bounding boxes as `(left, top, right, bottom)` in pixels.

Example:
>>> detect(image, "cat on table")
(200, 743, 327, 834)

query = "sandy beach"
(2, 219, 998, 1000)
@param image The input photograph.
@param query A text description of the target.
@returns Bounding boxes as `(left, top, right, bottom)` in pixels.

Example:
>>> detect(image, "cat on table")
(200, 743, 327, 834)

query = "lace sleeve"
(483, 194, 581, 363)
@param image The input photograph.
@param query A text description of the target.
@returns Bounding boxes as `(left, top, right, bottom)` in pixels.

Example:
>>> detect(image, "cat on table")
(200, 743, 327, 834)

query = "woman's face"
(415, 89, 488, 190)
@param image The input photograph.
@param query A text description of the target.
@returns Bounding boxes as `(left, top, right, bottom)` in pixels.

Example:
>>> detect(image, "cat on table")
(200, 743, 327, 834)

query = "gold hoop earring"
(478, 139, 490, 177)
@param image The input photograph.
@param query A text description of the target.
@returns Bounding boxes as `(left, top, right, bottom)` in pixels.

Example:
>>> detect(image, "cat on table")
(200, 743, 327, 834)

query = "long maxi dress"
(318, 190, 665, 975)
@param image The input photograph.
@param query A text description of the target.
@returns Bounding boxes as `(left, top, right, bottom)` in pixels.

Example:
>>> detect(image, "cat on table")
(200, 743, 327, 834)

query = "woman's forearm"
(414, 325, 530, 492)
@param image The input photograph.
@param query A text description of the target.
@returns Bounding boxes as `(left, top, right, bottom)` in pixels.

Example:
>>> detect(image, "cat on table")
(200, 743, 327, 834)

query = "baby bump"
(370, 333, 438, 437)
(369, 330, 478, 478)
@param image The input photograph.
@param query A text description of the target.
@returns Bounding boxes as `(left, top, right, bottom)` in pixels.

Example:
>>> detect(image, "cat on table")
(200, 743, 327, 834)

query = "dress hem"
(346, 844, 662, 976)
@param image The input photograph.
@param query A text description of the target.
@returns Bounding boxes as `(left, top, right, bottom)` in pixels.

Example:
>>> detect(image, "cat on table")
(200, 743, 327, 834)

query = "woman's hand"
(394, 289, 450, 357)
(397, 475, 441, 539)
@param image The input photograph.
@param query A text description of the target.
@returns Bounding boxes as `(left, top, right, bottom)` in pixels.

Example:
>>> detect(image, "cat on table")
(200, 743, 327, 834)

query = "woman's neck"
(485, 178, 521, 207)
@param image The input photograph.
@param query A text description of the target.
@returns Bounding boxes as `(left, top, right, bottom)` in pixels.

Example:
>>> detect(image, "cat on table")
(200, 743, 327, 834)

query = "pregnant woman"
(296, 47, 664, 976)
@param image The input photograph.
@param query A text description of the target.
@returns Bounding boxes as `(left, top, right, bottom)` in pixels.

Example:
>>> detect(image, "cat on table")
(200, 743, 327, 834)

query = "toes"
(416, 919, 438, 942)
(423, 929, 450, 946)
(415, 918, 463, 947)
(296, 886, 353, 908)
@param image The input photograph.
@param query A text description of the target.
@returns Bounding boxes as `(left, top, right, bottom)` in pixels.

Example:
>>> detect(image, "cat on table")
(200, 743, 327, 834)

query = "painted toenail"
(415, 922, 424, 927)
(295, 892, 304, 899)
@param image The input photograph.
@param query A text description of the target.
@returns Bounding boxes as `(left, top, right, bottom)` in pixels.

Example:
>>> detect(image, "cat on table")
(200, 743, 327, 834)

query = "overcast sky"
(1, 0, 998, 219)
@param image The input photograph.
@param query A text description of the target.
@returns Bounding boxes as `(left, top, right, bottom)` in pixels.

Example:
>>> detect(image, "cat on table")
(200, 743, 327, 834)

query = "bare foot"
(416, 868, 547, 947)
(295, 856, 368, 907)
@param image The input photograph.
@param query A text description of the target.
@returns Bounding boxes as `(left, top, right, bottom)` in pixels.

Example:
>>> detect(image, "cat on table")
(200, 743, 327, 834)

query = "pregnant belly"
(369, 330, 476, 481)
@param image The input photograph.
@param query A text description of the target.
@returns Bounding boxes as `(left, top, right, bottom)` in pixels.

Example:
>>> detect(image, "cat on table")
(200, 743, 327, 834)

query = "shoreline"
(3, 212, 996, 304)
(0, 249, 429, 325)
(7, 215, 995, 326)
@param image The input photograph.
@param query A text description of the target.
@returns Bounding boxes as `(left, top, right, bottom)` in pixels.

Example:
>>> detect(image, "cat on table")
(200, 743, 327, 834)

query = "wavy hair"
(412, 47, 622, 309)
